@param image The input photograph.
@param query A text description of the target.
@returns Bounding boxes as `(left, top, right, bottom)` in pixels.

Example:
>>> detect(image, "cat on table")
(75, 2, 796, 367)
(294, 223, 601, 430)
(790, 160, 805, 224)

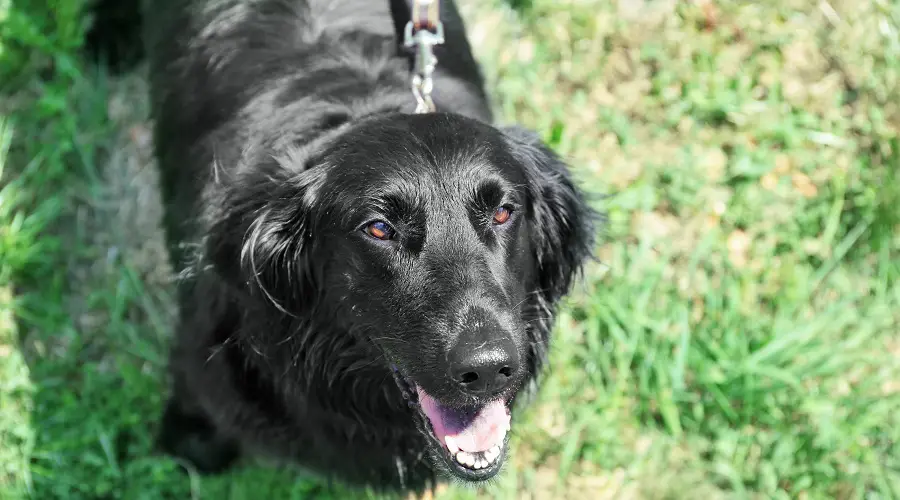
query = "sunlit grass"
(1, 0, 898, 499)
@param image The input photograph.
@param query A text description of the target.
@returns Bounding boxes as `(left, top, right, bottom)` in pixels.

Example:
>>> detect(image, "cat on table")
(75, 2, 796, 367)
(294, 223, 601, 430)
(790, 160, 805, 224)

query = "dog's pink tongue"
(417, 387, 509, 453)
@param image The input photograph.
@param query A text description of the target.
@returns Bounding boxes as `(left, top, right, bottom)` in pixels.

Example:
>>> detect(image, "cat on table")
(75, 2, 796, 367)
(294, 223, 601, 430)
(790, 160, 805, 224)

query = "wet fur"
(91, 0, 596, 493)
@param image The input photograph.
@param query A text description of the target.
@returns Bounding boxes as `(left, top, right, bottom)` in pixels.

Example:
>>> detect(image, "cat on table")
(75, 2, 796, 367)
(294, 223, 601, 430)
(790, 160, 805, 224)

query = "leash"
(391, 0, 444, 113)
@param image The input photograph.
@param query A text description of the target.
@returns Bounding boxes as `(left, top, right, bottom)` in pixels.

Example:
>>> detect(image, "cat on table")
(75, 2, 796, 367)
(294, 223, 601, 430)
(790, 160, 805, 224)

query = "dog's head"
(212, 113, 595, 482)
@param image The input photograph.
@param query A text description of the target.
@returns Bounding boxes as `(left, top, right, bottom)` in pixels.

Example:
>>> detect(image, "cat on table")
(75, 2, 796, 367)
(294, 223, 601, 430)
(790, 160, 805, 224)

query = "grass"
(1, 0, 899, 498)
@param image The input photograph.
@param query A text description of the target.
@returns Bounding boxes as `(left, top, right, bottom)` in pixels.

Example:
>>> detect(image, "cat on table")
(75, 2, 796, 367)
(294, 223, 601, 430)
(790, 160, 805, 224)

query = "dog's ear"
(502, 126, 597, 303)
(206, 161, 327, 314)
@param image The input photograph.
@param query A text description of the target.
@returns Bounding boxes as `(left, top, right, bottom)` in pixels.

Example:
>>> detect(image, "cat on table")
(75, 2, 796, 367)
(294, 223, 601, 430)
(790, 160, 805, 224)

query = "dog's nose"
(449, 344, 517, 396)
(448, 310, 519, 396)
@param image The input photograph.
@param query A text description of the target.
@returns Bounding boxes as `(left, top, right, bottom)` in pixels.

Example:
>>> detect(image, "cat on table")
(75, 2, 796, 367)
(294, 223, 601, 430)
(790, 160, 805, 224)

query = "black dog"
(92, 0, 597, 493)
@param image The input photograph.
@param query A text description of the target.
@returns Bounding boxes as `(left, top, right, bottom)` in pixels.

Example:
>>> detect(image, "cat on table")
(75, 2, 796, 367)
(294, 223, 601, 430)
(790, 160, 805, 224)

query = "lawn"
(1, 0, 899, 499)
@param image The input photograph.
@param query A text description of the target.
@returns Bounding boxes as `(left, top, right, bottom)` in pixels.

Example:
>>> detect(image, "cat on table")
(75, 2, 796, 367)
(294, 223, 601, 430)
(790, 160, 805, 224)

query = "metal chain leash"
(402, 0, 444, 113)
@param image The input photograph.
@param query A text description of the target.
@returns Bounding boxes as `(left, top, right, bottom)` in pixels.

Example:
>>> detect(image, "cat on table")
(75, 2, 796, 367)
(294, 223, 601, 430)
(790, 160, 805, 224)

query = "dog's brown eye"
(364, 221, 395, 240)
(493, 206, 512, 225)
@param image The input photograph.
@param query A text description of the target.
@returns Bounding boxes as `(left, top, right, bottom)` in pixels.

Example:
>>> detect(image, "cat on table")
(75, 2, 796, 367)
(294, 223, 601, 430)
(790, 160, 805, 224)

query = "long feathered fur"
(87, 0, 599, 493)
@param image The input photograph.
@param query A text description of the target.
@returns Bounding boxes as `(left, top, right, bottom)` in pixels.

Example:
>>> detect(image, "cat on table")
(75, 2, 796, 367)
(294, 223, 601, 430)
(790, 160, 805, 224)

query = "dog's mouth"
(392, 368, 512, 480)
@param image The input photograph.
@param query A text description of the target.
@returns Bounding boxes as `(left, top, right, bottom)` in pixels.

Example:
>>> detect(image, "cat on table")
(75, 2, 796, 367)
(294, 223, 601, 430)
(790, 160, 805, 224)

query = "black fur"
(95, 0, 596, 493)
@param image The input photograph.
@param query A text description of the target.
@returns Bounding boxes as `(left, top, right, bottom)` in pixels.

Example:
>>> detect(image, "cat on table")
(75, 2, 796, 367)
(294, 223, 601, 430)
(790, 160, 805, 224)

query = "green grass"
(2, 0, 899, 498)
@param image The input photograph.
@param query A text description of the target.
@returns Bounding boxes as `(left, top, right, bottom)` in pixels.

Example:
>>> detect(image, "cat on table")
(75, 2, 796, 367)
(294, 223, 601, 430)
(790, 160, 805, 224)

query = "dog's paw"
(157, 399, 241, 475)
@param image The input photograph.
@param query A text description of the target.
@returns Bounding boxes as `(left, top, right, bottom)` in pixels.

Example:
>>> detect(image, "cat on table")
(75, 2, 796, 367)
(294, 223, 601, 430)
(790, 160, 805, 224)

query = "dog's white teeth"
(455, 451, 473, 467)
(454, 437, 503, 470)
(455, 445, 505, 470)
(445, 436, 460, 455)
